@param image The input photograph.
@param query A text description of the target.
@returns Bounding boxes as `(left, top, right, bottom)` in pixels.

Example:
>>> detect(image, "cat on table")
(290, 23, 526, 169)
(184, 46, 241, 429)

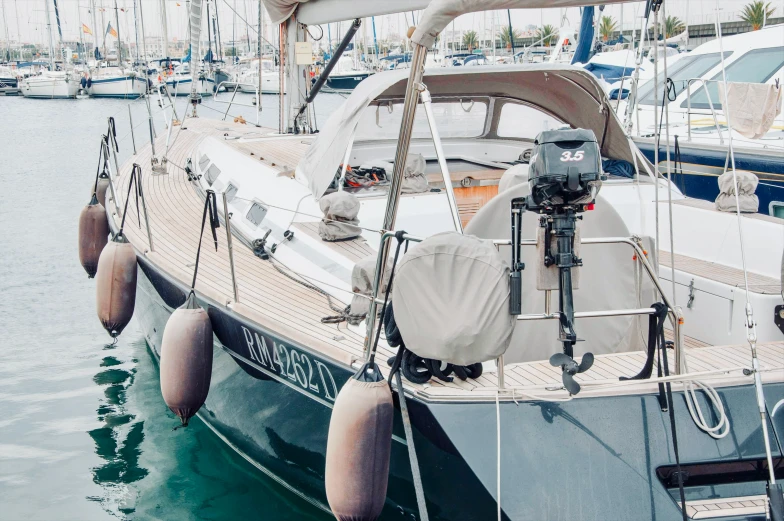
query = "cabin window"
(682, 47, 784, 110)
(637, 52, 732, 106)
(205, 164, 221, 185)
(497, 103, 564, 139)
(224, 184, 238, 203)
(246, 202, 268, 226)
(198, 154, 210, 170)
(356, 100, 488, 140)
(770, 202, 784, 219)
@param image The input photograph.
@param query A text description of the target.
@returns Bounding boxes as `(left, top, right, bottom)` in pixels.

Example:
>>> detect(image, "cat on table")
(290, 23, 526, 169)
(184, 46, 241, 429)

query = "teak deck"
(111, 118, 784, 402)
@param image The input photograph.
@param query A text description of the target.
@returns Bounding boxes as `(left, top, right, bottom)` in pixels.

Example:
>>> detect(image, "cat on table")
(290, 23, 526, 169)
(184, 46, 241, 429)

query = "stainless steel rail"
(222, 191, 240, 303)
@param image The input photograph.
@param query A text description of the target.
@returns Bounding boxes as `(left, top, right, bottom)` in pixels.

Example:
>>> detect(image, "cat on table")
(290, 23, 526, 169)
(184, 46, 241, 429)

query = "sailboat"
(20, 0, 78, 98)
(81, 0, 784, 519)
(89, 1, 147, 99)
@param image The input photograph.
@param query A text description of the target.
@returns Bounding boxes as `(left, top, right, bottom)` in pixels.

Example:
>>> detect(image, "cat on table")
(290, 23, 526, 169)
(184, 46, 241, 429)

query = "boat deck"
(112, 117, 784, 403)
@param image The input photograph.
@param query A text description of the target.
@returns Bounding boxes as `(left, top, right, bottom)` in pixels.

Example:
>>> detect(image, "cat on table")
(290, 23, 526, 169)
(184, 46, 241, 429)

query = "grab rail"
(364, 232, 683, 390)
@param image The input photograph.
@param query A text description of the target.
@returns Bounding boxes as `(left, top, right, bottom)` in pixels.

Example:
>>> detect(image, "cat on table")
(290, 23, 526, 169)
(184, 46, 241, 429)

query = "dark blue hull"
(135, 253, 784, 520)
(322, 73, 372, 93)
(634, 138, 784, 217)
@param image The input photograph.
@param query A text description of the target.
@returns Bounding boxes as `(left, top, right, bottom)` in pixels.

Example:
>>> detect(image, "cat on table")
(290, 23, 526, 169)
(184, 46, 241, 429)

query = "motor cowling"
(95, 234, 137, 337)
(325, 366, 393, 521)
(78, 193, 109, 278)
(159, 291, 213, 426)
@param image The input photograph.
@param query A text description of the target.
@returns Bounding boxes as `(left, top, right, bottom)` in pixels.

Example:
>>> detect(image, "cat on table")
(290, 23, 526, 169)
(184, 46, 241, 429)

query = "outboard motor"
(510, 128, 605, 395)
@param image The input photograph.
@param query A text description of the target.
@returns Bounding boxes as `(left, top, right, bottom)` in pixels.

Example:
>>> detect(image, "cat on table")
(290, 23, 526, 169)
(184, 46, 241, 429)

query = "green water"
(0, 92, 341, 520)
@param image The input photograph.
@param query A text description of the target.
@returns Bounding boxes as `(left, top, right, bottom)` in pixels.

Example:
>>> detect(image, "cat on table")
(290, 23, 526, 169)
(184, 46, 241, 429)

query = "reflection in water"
(88, 354, 147, 515)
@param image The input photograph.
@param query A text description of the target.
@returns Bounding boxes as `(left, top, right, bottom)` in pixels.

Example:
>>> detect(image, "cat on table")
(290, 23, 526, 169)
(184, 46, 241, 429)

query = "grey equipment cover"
(350, 255, 393, 324)
(401, 153, 429, 194)
(319, 191, 362, 241)
(715, 170, 759, 213)
(391, 232, 515, 365)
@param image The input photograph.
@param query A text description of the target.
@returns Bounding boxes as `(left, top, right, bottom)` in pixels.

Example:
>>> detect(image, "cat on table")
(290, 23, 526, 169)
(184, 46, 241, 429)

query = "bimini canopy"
(297, 64, 638, 199)
(262, 0, 430, 25)
(411, 0, 630, 48)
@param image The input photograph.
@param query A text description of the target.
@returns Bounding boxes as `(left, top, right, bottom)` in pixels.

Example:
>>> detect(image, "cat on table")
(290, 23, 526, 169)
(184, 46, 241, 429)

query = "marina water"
(0, 93, 343, 520)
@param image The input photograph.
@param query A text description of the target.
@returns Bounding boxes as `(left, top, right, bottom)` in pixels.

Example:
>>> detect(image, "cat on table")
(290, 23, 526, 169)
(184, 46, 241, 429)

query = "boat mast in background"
(44, 0, 55, 69)
(160, 0, 169, 59)
(113, 0, 122, 63)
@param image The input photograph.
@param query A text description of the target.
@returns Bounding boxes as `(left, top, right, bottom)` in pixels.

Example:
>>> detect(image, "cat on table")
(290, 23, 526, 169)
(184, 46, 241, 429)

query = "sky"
(1, 0, 781, 47)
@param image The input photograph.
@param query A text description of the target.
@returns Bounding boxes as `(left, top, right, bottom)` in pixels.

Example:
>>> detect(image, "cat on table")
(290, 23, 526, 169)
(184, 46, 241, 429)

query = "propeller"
(550, 352, 594, 395)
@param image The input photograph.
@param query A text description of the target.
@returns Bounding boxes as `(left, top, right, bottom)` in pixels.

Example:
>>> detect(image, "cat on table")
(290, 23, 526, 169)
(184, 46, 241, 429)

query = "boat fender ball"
(78, 193, 109, 278)
(95, 235, 137, 337)
(325, 366, 393, 521)
(95, 174, 110, 209)
(159, 291, 213, 426)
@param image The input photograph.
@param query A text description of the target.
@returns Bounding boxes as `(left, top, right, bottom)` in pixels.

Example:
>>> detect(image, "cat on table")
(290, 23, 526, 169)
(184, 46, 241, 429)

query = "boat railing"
(213, 81, 261, 125)
(685, 78, 725, 145)
(365, 231, 683, 390)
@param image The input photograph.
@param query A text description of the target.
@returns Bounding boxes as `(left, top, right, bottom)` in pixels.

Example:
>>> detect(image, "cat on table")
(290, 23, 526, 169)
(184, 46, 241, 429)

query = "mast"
(44, 0, 55, 69)
(137, 0, 146, 61)
(206, 0, 212, 67)
(506, 9, 515, 56)
(91, 0, 100, 59)
(132, 0, 140, 64)
(2, 0, 10, 61)
(52, 0, 65, 63)
(77, 0, 86, 63)
(160, 0, 168, 59)
(113, 0, 122, 63)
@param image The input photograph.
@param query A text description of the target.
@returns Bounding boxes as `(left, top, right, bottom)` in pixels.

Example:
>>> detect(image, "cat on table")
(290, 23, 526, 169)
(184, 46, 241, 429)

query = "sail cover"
(411, 0, 629, 48)
(189, 0, 202, 90)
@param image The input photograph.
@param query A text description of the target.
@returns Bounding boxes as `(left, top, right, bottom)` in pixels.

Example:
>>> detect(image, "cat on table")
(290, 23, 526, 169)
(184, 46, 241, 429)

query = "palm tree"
(462, 30, 478, 52)
(740, 1, 776, 30)
(536, 24, 558, 47)
(599, 16, 618, 42)
(499, 26, 521, 50)
(664, 16, 686, 38)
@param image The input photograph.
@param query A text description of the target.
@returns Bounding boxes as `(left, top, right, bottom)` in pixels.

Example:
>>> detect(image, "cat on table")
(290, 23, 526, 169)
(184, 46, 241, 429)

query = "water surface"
(0, 92, 344, 520)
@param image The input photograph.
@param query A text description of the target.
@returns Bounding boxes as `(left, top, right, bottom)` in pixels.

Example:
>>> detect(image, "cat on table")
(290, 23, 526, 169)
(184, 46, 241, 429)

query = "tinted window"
(246, 202, 267, 226)
(637, 52, 731, 106)
(224, 184, 238, 202)
(497, 103, 564, 139)
(683, 47, 784, 109)
(198, 154, 210, 170)
(205, 164, 221, 185)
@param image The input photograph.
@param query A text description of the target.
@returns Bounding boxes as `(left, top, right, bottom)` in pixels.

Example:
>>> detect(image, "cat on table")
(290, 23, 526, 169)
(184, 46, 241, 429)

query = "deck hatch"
(224, 184, 238, 203)
(205, 165, 221, 185)
(246, 202, 268, 226)
(198, 154, 210, 170)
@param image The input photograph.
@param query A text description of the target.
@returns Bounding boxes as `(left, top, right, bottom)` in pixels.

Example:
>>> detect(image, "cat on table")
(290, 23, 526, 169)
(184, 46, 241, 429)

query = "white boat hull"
(90, 75, 147, 98)
(20, 73, 79, 99)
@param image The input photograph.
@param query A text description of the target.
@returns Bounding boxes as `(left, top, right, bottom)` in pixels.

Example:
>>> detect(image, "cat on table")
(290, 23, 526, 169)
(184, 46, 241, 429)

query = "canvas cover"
(402, 153, 429, 194)
(318, 191, 361, 241)
(498, 163, 530, 193)
(350, 255, 393, 322)
(391, 232, 515, 365)
(296, 65, 643, 199)
(715, 170, 760, 213)
(465, 183, 655, 365)
(719, 82, 782, 140)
